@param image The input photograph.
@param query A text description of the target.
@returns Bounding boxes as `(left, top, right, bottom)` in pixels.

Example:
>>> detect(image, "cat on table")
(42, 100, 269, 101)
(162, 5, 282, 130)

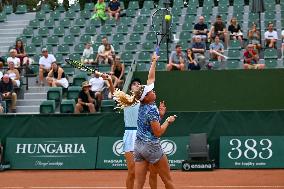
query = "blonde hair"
(113, 86, 144, 109)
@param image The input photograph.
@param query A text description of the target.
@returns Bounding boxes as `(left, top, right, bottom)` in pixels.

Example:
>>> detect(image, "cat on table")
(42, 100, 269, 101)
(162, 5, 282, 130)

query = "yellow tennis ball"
(165, 15, 171, 21)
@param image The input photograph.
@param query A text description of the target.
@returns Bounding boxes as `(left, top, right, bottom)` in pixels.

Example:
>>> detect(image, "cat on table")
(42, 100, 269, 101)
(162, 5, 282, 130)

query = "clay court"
(0, 169, 284, 189)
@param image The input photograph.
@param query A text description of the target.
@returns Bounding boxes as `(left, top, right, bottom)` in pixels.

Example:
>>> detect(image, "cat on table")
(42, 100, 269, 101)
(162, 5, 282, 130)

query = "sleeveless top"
(124, 103, 140, 129)
(53, 68, 65, 79)
(8, 72, 17, 80)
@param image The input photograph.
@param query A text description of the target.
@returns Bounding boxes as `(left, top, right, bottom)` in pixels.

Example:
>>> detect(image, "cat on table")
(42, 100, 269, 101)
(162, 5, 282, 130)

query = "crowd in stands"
(1, 0, 284, 114)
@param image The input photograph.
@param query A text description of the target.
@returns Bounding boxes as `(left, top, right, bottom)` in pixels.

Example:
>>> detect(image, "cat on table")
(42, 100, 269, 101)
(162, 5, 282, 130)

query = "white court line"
(30, 187, 284, 188)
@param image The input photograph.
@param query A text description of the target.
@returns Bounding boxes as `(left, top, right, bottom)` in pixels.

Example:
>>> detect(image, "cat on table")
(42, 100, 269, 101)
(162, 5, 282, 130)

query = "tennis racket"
(151, 7, 173, 55)
(65, 59, 107, 78)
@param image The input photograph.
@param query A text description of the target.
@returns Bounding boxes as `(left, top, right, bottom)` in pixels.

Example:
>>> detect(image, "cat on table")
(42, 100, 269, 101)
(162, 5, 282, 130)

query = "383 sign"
(220, 136, 284, 168)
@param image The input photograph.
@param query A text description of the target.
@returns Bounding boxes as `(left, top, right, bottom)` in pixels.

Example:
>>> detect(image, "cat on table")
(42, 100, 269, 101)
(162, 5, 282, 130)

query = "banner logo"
(113, 140, 124, 156)
(160, 140, 177, 156)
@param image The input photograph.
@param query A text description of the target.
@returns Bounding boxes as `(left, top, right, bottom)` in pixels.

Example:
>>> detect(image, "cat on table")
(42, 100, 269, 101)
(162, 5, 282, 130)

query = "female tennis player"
(113, 53, 176, 189)
(123, 78, 158, 189)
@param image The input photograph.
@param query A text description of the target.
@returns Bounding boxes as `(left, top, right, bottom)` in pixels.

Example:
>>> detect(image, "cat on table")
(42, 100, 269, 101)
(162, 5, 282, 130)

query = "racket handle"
(155, 46, 160, 55)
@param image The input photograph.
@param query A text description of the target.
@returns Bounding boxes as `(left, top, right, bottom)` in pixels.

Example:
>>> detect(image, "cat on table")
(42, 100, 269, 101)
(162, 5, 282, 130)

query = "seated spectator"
(0, 56, 5, 68)
(248, 22, 261, 51)
(6, 61, 20, 88)
(209, 15, 227, 45)
(209, 35, 225, 61)
(89, 71, 111, 110)
(110, 56, 124, 88)
(192, 16, 208, 42)
(39, 48, 56, 86)
(281, 29, 284, 58)
(15, 39, 29, 66)
(185, 48, 201, 71)
(82, 42, 94, 64)
(46, 62, 69, 88)
(75, 81, 96, 114)
(0, 74, 17, 113)
(97, 37, 115, 64)
(191, 35, 206, 68)
(228, 17, 243, 43)
(7, 49, 21, 68)
(91, 0, 108, 22)
(167, 44, 186, 71)
(264, 22, 278, 48)
(243, 44, 265, 69)
(108, 0, 121, 21)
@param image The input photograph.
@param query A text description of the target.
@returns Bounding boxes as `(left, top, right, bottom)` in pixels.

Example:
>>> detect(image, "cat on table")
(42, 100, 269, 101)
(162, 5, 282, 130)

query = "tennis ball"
(165, 15, 171, 22)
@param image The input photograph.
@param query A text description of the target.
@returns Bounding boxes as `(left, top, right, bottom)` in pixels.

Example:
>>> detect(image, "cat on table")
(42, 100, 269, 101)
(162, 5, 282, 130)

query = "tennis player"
(113, 53, 175, 189)
(123, 78, 158, 189)
(134, 53, 176, 189)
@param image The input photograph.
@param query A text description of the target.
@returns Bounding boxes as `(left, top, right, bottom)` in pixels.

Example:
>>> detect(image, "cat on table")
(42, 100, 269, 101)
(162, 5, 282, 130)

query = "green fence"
(134, 69, 284, 111)
(1, 110, 284, 166)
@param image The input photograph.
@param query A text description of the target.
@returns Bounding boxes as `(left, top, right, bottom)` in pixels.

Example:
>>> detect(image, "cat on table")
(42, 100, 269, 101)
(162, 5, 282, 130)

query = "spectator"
(0, 56, 6, 68)
(243, 44, 265, 69)
(248, 22, 261, 51)
(0, 61, 3, 80)
(167, 44, 186, 71)
(97, 37, 115, 64)
(38, 48, 56, 86)
(228, 17, 243, 43)
(281, 30, 284, 59)
(185, 48, 201, 70)
(192, 16, 208, 42)
(191, 35, 206, 68)
(0, 74, 17, 113)
(209, 15, 227, 45)
(15, 39, 29, 66)
(89, 71, 110, 110)
(82, 42, 94, 64)
(91, 0, 108, 22)
(111, 56, 125, 88)
(6, 61, 20, 88)
(46, 62, 69, 88)
(209, 35, 225, 61)
(7, 49, 20, 68)
(108, 0, 121, 21)
(264, 22, 278, 48)
(75, 81, 96, 114)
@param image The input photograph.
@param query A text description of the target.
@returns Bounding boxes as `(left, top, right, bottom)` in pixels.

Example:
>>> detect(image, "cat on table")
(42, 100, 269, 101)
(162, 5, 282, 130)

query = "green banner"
(96, 136, 188, 169)
(5, 137, 98, 169)
(220, 136, 284, 168)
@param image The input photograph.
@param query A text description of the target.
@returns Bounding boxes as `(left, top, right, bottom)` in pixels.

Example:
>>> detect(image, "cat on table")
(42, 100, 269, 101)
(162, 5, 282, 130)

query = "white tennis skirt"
(123, 130, 137, 152)
(57, 78, 69, 88)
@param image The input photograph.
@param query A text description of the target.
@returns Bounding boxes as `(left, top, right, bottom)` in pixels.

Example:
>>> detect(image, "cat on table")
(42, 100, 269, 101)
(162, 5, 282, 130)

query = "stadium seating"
(60, 99, 76, 113)
(40, 100, 56, 114)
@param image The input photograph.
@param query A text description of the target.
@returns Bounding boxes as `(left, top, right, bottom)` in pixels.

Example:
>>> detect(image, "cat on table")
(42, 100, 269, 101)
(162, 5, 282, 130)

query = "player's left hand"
(159, 101, 167, 118)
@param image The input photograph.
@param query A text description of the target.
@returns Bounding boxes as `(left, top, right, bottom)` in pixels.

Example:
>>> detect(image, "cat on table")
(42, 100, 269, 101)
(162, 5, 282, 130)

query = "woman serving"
(114, 53, 176, 189)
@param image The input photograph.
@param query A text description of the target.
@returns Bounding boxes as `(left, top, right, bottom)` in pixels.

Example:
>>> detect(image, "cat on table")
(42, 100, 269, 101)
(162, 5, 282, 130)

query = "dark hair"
(15, 40, 24, 53)
(186, 48, 195, 60)
(267, 22, 273, 27)
(216, 15, 222, 19)
(129, 78, 141, 90)
(175, 44, 181, 49)
(214, 35, 220, 40)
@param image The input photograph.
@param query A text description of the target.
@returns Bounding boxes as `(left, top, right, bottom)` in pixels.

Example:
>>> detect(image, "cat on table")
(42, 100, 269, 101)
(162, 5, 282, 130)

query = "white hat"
(139, 83, 154, 101)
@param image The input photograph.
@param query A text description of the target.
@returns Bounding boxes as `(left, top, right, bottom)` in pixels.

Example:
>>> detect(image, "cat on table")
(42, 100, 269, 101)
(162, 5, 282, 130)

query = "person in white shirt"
(96, 37, 115, 64)
(264, 23, 278, 48)
(38, 48, 56, 86)
(89, 71, 111, 110)
(82, 42, 94, 64)
(7, 49, 21, 68)
(281, 29, 284, 58)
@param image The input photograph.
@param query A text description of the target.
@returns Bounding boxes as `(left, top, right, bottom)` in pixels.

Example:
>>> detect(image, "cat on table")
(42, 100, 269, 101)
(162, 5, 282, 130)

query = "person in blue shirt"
(113, 53, 176, 189)
(135, 53, 176, 189)
(108, 0, 121, 21)
(123, 78, 158, 189)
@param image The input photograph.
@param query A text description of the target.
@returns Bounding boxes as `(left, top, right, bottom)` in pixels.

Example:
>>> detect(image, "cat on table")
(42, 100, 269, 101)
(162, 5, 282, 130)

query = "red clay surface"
(0, 169, 284, 189)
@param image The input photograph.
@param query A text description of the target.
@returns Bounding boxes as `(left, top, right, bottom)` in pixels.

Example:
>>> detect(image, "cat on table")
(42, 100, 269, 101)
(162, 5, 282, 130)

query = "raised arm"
(147, 53, 159, 85)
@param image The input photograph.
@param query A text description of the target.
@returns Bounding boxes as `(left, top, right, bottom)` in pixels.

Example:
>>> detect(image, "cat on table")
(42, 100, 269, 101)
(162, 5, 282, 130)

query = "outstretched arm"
(147, 53, 159, 85)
